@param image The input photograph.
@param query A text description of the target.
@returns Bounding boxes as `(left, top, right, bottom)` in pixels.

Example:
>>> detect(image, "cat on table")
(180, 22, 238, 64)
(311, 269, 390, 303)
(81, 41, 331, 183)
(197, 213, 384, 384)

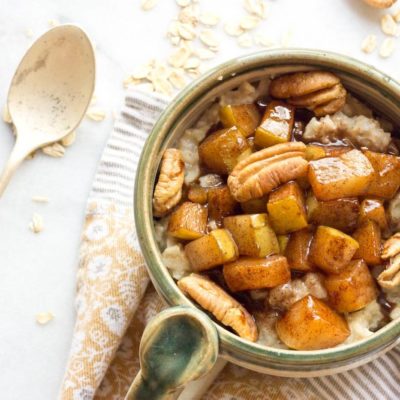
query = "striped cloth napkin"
(59, 89, 400, 400)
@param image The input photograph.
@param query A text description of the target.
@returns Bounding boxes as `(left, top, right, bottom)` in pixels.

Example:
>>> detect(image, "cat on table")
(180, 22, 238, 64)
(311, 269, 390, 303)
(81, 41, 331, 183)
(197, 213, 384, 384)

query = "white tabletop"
(0, 0, 399, 398)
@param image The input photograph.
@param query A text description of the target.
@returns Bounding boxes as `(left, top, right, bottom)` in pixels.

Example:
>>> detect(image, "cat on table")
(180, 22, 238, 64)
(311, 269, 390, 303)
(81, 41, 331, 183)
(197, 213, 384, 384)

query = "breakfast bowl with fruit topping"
(135, 49, 400, 377)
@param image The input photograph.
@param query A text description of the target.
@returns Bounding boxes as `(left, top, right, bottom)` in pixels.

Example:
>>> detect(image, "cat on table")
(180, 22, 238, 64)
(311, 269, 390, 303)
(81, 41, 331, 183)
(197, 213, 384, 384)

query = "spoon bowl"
(0, 24, 95, 196)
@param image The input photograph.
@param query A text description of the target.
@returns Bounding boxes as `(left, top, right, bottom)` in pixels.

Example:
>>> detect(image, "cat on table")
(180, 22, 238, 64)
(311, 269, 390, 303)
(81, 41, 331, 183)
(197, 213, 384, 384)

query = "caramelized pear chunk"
(219, 104, 260, 137)
(310, 226, 359, 273)
(199, 127, 251, 175)
(325, 259, 377, 312)
(168, 202, 208, 240)
(223, 213, 279, 257)
(285, 228, 315, 272)
(267, 181, 308, 234)
(223, 255, 290, 292)
(184, 229, 238, 271)
(207, 186, 238, 223)
(359, 198, 388, 231)
(352, 220, 382, 266)
(254, 101, 295, 148)
(276, 295, 350, 350)
(363, 150, 400, 199)
(308, 149, 374, 201)
(307, 194, 359, 233)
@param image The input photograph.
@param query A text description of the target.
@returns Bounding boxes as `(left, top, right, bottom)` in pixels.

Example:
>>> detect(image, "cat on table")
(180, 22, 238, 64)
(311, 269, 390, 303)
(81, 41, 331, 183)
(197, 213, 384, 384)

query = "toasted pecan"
(153, 148, 185, 217)
(228, 142, 308, 202)
(178, 273, 258, 341)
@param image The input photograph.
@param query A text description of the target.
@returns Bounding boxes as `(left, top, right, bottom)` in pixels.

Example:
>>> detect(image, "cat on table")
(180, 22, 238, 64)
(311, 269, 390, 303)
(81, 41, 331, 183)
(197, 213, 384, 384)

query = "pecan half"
(378, 233, 400, 290)
(228, 142, 308, 202)
(178, 273, 258, 341)
(269, 71, 347, 117)
(153, 148, 185, 217)
(362, 0, 396, 8)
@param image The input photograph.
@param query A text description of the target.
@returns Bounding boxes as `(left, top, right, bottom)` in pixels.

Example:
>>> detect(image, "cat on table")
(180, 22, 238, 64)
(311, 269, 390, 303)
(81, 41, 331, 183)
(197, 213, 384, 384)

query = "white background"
(0, 0, 399, 398)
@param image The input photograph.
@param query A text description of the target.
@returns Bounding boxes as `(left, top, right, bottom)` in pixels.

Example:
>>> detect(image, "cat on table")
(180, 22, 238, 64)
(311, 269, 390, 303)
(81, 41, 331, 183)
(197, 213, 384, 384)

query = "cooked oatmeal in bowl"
(135, 50, 400, 376)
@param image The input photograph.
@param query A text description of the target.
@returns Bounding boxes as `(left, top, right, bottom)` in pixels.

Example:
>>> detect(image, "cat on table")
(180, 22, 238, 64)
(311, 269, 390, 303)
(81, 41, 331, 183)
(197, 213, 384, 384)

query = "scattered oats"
(86, 107, 107, 121)
(176, 0, 191, 6)
(167, 20, 180, 37)
(29, 213, 44, 233)
(35, 312, 54, 325)
(244, 0, 268, 19)
(381, 14, 399, 36)
(2, 104, 12, 124)
(25, 28, 34, 38)
(132, 65, 151, 80)
(168, 45, 192, 68)
(153, 77, 174, 96)
(240, 15, 260, 30)
(184, 57, 201, 69)
(199, 29, 219, 49)
(141, 0, 158, 11)
(170, 36, 181, 46)
(237, 33, 253, 48)
(61, 131, 76, 147)
(48, 19, 60, 27)
(32, 196, 49, 203)
(177, 23, 197, 40)
(42, 143, 65, 158)
(199, 12, 220, 26)
(281, 30, 293, 47)
(169, 69, 187, 89)
(380, 37, 395, 58)
(361, 34, 377, 54)
(224, 22, 244, 37)
(123, 76, 141, 88)
(186, 69, 201, 79)
(254, 33, 275, 47)
(178, 5, 199, 25)
(195, 47, 215, 60)
(393, 9, 400, 22)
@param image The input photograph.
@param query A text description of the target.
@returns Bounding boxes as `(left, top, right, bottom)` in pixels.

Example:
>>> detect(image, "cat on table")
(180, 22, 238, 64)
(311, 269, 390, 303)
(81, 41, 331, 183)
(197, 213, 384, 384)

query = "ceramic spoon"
(0, 24, 95, 196)
(125, 306, 219, 400)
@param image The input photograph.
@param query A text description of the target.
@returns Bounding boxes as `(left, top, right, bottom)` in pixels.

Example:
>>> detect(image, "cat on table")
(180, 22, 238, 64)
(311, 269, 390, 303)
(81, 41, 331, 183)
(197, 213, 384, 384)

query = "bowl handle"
(124, 306, 219, 400)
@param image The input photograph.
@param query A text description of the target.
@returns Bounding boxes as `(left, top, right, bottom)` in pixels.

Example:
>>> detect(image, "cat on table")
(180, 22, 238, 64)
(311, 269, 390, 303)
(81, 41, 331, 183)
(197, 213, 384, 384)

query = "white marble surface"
(0, 0, 399, 398)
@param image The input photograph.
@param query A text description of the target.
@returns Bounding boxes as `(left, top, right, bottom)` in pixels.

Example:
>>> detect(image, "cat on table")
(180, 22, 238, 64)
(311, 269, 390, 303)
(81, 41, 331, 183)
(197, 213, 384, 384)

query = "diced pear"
(308, 149, 375, 201)
(254, 101, 294, 148)
(240, 197, 268, 214)
(207, 186, 238, 223)
(184, 229, 238, 271)
(187, 185, 208, 204)
(267, 181, 308, 234)
(223, 255, 290, 292)
(325, 259, 377, 312)
(168, 202, 208, 240)
(359, 198, 388, 231)
(278, 234, 290, 254)
(223, 213, 279, 257)
(352, 220, 382, 266)
(305, 145, 326, 161)
(306, 193, 359, 233)
(364, 150, 400, 199)
(276, 295, 350, 350)
(219, 104, 260, 137)
(285, 228, 315, 272)
(198, 127, 251, 174)
(310, 226, 359, 274)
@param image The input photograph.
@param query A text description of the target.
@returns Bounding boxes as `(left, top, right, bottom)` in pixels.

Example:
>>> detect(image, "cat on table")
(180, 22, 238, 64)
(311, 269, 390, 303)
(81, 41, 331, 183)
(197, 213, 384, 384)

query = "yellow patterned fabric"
(59, 90, 400, 400)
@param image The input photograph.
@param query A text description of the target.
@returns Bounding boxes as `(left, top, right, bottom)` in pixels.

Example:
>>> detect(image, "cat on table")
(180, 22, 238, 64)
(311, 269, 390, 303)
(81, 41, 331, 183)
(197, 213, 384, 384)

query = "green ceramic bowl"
(135, 49, 400, 377)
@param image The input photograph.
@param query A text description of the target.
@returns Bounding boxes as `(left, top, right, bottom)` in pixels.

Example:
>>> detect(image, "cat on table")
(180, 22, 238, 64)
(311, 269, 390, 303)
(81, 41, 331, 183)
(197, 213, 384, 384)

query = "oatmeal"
(153, 70, 400, 350)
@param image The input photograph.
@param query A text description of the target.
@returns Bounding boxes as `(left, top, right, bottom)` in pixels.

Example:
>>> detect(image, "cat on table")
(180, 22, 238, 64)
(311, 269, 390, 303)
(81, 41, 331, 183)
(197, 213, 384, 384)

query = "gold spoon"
(0, 24, 95, 196)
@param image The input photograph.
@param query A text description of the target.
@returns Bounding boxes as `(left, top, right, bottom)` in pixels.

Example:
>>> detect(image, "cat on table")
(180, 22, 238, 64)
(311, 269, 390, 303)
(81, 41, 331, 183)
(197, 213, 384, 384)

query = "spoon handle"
(0, 138, 33, 197)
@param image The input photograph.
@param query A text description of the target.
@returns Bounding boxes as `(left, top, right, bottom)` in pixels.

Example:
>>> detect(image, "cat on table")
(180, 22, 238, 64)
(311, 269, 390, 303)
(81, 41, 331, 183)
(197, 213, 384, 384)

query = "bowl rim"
(135, 48, 400, 370)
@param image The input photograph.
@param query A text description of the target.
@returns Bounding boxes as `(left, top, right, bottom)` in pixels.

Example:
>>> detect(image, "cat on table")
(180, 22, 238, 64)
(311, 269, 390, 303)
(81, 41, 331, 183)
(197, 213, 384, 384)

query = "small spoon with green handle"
(0, 24, 95, 196)
(125, 306, 219, 400)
